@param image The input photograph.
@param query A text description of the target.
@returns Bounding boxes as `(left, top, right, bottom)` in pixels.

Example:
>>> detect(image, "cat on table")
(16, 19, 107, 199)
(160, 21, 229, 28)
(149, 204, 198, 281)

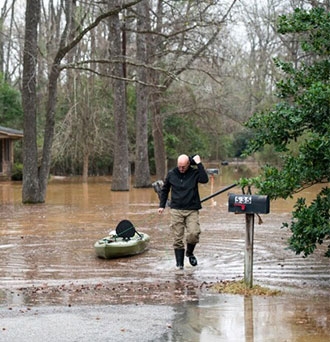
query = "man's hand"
(193, 154, 201, 164)
(158, 208, 164, 214)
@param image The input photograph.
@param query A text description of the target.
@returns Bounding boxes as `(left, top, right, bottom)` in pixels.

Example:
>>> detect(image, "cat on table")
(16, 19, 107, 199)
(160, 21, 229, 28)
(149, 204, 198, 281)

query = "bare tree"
(22, 0, 141, 202)
(148, 0, 166, 179)
(147, 0, 238, 179)
(17, 0, 316, 195)
(22, 0, 40, 202)
(108, 0, 130, 191)
(134, 0, 150, 187)
(0, 0, 17, 80)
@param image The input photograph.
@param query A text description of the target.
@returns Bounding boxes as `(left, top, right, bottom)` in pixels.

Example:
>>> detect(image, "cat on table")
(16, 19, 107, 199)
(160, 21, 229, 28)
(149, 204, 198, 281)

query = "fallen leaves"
(212, 280, 281, 296)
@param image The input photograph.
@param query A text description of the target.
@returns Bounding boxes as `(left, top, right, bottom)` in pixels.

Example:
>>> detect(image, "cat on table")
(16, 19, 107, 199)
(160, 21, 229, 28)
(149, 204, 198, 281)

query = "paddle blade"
(115, 219, 136, 239)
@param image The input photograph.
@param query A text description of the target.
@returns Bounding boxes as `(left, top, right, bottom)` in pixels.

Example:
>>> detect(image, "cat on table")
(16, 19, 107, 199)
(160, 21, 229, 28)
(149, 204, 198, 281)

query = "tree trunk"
(82, 152, 89, 183)
(149, 0, 166, 180)
(38, 63, 60, 201)
(109, 2, 129, 191)
(22, 0, 41, 203)
(151, 93, 166, 180)
(134, 0, 150, 187)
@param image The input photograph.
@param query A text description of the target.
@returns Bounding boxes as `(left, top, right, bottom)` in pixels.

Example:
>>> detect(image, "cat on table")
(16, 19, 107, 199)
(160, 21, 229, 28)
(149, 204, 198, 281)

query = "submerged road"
(1, 180, 329, 341)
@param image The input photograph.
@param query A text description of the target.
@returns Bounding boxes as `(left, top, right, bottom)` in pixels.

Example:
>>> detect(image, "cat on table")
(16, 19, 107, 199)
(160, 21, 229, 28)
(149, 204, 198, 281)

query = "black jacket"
(159, 163, 209, 210)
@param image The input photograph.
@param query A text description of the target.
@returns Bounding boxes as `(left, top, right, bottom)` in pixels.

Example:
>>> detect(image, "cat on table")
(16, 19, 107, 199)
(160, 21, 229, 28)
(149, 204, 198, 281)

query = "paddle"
(115, 219, 142, 239)
(200, 183, 237, 203)
(153, 179, 237, 205)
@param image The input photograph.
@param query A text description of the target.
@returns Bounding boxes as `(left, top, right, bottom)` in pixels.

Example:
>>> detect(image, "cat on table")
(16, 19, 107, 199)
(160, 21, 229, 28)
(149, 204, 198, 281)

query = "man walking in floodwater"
(158, 154, 209, 269)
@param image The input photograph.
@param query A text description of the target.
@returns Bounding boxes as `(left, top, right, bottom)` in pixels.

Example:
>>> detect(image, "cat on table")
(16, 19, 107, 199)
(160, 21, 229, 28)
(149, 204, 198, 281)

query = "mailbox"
(207, 168, 219, 175)
(228, 193, 270, 214)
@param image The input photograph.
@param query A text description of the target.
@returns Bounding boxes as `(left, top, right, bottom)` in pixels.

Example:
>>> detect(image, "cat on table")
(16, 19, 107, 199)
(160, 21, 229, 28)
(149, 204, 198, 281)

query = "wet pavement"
(0, 173, 330, 341)
(1, 294, 329, 342)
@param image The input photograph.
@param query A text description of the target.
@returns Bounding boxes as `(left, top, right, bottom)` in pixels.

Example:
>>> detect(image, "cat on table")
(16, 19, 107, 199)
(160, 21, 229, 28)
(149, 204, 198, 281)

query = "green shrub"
(11, 163, 23, 181)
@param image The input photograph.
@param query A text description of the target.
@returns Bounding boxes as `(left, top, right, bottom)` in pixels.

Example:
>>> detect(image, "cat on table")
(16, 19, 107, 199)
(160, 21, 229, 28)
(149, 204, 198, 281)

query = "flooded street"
(0, 168, 329, 341)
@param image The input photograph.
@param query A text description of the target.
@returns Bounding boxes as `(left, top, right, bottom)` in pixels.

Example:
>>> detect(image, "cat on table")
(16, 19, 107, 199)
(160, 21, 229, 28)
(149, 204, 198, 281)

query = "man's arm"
(158, 175, 171, 213)
(193, 155, 209, 184)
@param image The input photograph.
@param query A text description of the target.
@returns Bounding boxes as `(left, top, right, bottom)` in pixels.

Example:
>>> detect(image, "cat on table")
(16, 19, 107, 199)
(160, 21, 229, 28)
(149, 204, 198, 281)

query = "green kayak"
(94, 231, 150, 259)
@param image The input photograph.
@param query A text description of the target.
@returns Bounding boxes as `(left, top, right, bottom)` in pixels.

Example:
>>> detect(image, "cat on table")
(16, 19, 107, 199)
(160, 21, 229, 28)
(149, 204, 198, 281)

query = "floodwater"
(0, 165, 329, 341)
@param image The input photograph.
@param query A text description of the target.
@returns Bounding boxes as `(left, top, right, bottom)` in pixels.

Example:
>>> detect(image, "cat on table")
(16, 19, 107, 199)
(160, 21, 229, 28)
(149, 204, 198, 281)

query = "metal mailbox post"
(228, 194, 270, 288)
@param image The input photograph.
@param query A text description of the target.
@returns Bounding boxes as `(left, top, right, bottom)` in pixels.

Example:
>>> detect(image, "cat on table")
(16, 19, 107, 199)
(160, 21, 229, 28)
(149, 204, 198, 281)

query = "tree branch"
(165, 0, 239, 88)
(61, 64, 166, 89)
(54, 0, 142, 64)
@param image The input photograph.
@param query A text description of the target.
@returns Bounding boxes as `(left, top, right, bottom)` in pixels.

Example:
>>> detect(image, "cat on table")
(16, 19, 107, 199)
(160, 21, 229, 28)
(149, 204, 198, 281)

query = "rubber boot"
(174, 249, 185, 269)
(186, 243, 198, 266)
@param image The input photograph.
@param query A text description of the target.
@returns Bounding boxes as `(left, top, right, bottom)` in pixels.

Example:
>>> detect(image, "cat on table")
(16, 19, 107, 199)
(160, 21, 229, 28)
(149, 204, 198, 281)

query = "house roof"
(0, 126, 24, 139)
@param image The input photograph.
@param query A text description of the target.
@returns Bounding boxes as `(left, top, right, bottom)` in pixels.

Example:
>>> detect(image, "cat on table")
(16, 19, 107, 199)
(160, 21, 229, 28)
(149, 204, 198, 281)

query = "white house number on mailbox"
(235, 195, 252, 204)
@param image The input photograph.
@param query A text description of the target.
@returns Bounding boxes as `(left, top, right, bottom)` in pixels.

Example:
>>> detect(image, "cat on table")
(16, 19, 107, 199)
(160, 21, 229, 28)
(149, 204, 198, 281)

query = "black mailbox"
(228, 193, 270, 214)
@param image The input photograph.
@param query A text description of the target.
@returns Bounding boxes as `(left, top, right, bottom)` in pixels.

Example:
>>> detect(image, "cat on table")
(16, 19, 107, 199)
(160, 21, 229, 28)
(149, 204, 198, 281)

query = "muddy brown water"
(0, 167, 329, 341)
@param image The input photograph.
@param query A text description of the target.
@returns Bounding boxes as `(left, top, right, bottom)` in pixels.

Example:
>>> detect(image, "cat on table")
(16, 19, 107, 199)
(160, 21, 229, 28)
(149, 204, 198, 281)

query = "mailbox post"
(245, 213, 254, 288)
(228, 193, 270, 288)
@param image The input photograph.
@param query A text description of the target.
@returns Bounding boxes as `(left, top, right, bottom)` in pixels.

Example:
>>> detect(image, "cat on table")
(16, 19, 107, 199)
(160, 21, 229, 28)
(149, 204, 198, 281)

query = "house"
(0, 126, 23, 181)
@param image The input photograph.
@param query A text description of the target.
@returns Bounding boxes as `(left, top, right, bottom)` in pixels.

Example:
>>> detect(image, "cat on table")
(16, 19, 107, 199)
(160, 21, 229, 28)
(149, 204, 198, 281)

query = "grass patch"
(212, 280, 281, 296)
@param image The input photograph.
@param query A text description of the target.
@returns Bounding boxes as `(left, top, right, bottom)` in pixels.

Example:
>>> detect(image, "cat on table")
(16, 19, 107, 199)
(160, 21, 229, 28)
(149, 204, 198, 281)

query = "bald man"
(158, 154, 209, 269)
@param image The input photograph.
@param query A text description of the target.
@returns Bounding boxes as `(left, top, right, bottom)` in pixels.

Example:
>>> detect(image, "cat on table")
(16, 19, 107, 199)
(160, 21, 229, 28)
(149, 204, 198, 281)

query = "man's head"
(177, 154, 190, 173)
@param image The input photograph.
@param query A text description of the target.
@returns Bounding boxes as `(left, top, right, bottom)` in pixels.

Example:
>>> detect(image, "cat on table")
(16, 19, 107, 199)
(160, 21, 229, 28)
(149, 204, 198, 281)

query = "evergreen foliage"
(0, 74, 23, 129)
(242, 7, 330, 257)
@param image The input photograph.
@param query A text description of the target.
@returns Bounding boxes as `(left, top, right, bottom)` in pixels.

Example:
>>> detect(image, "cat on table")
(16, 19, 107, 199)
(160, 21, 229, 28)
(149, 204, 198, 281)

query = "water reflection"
(0, 167, 330, 341)
(170, 294, 330, 342)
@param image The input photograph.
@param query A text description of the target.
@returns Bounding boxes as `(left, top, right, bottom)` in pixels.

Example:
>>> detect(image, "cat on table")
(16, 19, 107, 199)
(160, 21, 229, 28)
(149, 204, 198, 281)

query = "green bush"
(11, 163, 23, 181)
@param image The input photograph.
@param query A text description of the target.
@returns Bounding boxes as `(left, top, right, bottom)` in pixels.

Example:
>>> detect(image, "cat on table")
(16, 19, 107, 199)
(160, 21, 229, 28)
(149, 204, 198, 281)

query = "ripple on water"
(0, 181, 329, 304)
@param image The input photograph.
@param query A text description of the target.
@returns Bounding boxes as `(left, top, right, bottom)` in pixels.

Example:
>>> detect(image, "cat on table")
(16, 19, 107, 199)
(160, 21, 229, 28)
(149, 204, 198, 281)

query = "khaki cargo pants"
(170, 209, 201, 249)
